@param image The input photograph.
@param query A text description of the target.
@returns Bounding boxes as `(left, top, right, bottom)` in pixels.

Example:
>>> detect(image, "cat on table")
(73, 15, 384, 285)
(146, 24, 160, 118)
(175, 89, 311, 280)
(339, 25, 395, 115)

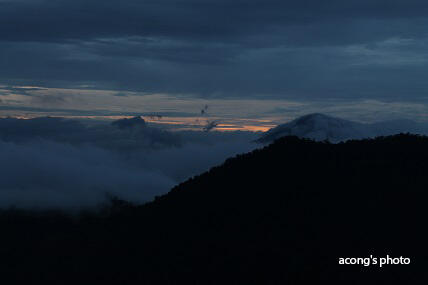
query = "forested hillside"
(2, 134, 427, 284)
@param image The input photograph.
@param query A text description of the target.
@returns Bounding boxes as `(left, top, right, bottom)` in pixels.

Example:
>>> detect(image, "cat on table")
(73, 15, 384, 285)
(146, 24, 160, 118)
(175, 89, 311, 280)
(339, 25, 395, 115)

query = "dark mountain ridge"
(1, 134, 428, 284)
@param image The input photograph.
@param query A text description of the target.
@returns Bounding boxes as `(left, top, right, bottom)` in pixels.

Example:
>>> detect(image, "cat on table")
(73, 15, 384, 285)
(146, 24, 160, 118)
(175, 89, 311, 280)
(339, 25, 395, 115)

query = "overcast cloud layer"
(2, 0, 428, 100)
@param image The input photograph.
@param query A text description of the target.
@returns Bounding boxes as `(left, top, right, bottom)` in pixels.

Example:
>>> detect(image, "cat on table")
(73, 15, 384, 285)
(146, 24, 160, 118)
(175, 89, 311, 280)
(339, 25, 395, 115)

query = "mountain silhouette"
(112, 116, 147, 129)
(1, 134, 428, 284)
(257, 113, 428, 143)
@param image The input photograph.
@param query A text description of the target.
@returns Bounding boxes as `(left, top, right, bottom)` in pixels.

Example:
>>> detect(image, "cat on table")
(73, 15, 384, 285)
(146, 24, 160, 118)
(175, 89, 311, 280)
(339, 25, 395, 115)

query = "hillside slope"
(2, 134, 428, 284)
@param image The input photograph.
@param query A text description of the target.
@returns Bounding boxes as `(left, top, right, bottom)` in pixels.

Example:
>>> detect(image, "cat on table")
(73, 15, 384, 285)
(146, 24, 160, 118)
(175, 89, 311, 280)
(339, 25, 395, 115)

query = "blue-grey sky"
(1, 0, 428, 124)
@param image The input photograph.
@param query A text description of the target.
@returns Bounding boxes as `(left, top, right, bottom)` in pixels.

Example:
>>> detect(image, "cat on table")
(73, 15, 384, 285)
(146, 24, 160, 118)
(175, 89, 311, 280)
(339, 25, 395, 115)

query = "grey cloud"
(2, 37, 428, 100)
(0, 117, 257, 208)
(0, 140, 175, 208)
(1, 1, 428, 99)
(0, 117, 182, 150)
(0, 103, 199, 118)
(3, 86, 49, 96)
(1, 1, 428, 43)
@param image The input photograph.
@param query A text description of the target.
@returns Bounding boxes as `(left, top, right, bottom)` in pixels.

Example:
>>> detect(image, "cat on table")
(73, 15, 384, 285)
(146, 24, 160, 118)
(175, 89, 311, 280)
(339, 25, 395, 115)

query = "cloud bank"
(1, 0, 428, 100)
(0, 117, 257, 208)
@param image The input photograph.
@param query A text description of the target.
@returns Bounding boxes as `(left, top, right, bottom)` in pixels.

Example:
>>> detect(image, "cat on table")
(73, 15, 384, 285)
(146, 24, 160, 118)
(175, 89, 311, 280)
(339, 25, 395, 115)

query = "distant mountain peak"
(257, 113, 363, 143)
(292, 113, 348, 126)
(294, 113, 331, 121)
(257, 113, 426, 143)
(112, 116, 146, 129)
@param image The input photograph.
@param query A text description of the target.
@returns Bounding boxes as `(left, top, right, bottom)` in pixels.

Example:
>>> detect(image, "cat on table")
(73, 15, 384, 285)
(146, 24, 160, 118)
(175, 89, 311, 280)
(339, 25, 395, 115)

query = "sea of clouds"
(0, 117, 257, 208)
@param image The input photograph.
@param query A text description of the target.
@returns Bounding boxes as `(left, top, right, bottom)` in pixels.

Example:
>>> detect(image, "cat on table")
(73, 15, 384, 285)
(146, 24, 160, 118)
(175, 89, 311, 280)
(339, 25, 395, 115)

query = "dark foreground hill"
(1, 134, 428, 284)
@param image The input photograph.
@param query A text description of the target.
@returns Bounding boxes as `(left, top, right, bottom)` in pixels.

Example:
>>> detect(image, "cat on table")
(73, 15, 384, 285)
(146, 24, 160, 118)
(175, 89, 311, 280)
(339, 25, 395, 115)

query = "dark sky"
(1, 0, 428, 101)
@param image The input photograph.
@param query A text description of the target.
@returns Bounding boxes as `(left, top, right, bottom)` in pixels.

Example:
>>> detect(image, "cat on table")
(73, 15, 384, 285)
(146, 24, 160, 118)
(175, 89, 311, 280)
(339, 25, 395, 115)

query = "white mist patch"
(0, 140, 175, 208)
